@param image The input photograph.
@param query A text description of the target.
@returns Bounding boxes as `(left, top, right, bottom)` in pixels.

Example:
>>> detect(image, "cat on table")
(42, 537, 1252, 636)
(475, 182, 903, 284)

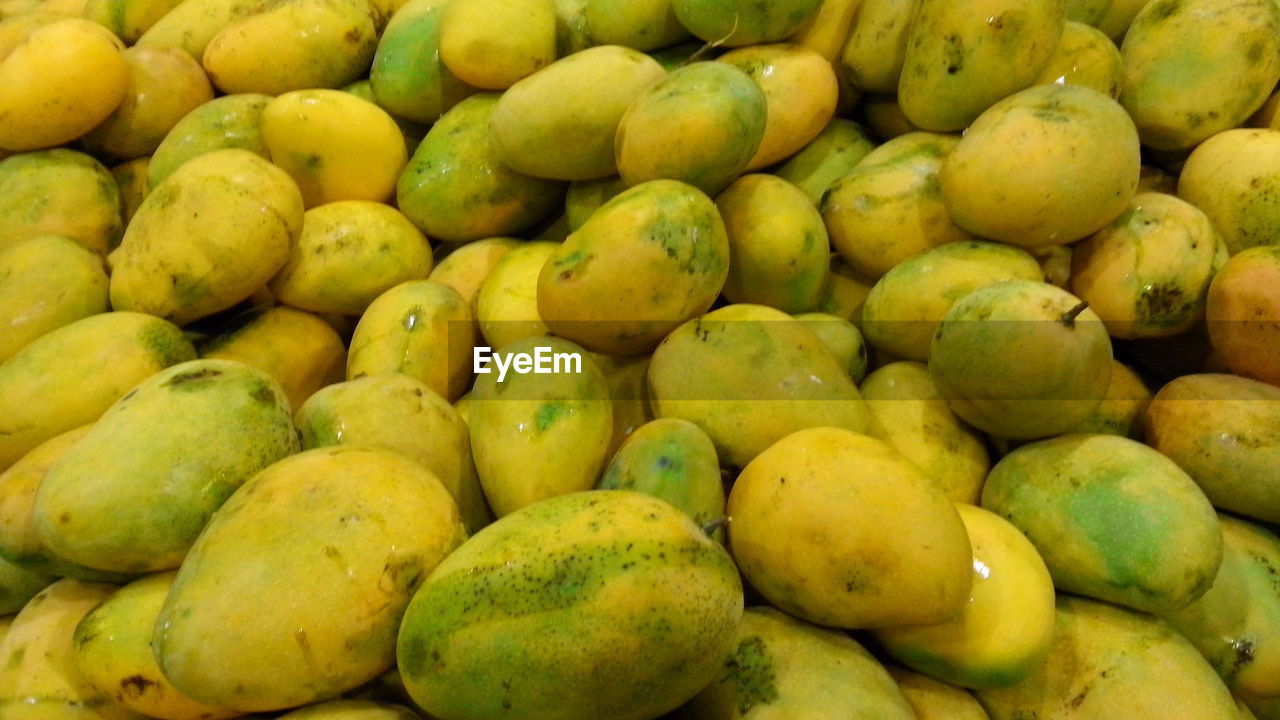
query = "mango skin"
(155, 447, 466, 713)
(438, 0, 557, 90)
(564, 176, 628, 230)
(33, 359, 299, 573)
(71, 572, 240, 720)
(682, 607, 915, 720)
(146, 94, 271, 190)
(981, 434, 1223, 614)
(134, 0, 262, 59)
(1179, 129, 1280, 255)
(108, 149, 304, 326)
(398, 94, 564, 243)
(773, 118, 877, 205)
(538, 179, 729, 355)
(1069, 359, 1151, 438)
(370, 0, 475, 125)
(475, 241, 557, 349)
(492, 45, 666, 181)
(615, 62, 767, 196)
(0, 311, 194, 472)
(888, 667, 991, 720)
(1119, 0, 1280, 151)
(1034, 20, 1122, 98)
(860, 361, 989, 504)
(841, 0, 919, 94)
(584, 0, 688, 51)
(1206, 246, 1280, 385)
(0, 557, 51, 617)
(941, 84, 1140, 248)
(397, 490, 743, 720)
(296, 373, 490, 533)
(976, 596, 1239, 720)
(347, 279, 475, 402)
(898, 0, 1064, 132)
(0, 579, 140, 720)
(0, 236, 109, 364)
(469, 336, 612, 517)
(278, 700, 420, 720)
(598, 418, 723, 535)
(0, 149, 122, 256)
(429, 237, 520, 307)
(1144, 374, 1280, 524)
(794, 312, 868, 382)
(670, 0, 822, 46)
(648, 304, 870, 468)
(83, 0, 186, 42)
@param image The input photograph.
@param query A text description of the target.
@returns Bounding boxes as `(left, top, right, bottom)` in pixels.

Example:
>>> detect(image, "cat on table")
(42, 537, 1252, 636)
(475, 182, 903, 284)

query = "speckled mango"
(468, 336, 612, 517)
(0, 311, 194, 472)
(396, 490, 742, 720)
(0, 149, 122, 256)
(647, 304, 870, 468)
(146, 94, 271, 190)
(976, 596, 1239, 719)
(681, 606, 915, 719)
(1179, 129, 1280, 255)
(295, 373, 490, 533)
(898, 0, 1064, 131)
(598, 418, 723, 536)
(1206, 246, 1280, 386)
(71, 572, 240, 720)
(397, 94, 564, 243)
(0, 236, 108, 364)
(538, 179, 729, 355)
(155, 447, 465, 713)
(981, 433, 1223, 613)
(1119, 0, 1280, 151)
(108, 149, 303, 326)
(1144, 373, 1280, 524)
(728, 426, 973, 629)
(32, 359, 298, 573)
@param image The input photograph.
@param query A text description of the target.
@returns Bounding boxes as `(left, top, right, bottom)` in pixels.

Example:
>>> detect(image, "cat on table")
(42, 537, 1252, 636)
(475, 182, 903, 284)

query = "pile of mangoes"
(1, 0, 1280, 717)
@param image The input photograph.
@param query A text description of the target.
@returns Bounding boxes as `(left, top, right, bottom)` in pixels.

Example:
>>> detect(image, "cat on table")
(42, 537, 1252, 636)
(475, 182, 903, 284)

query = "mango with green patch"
(370, 0, 475, 124)
(146, 94, 271, 190)
(583, 0, 687, 51)
(670, 0, 822, 46)
(773, 118, 877, 205)
(0, 149, 122, 256)
(1179, 130, 1280, 255)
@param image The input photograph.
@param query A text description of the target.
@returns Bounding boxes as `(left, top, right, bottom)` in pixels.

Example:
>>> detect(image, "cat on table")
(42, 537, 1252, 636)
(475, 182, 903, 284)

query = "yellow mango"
(84, 0, 187, 41)
(888, 667, 991, 720)
(0, 312, 194, 471)
(719, 43, 838, 171)
(492, 45, 666, 181)
(0, 19, 127, 152)
(840, 0, 918, 93)
(147, 94, 272, 190)
(1145, 373, 1280, 524)
(1068, 359, 1151, 438)
(370, 0, 475, 124)
(202, 0, 378, 95)
(468, 336, 611, 516)
(1206, 246, 1280, 386)
(135, 0, 262, 58)
(82, 47, 214, 162)
(683, 607, 915, 719)
(728, 427, 972, 628)
(271, 202, 432, 315)
(72, 572, 241, 720)
(538, 179, 729, 355)
(598, 418, 723, 536)
(0, 579, 140, 720)
(278, 701, 419, 720)
(295, 373, 490, 533)
(1179, 129, 1280, 255)
(200, 306, 346, 411)
(583, 0, 688, 51)
(648, 304, 870, 468)
(428, 237, 521, 307)
(155, 447, 465, 713)
(109, 150, 303, 326)
(787, 0, 866, 62)
(815, 255, 876, 322)
(976, 596, 1239, 719)
(0, 236, 109, 364)
(670, 0, 822, 46)
(1034, 20, 1122, 97)
(111, 158, 149, 225)
(475, 241, 557, 349)
(438, 0, 557, 89)
(347, 280, 475, 402)
(794, 312, 868, 381)
(0, 149, 122, 256)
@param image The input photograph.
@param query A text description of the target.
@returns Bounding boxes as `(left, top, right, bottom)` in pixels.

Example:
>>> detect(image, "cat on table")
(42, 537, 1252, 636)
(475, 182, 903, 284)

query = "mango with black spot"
(155, 447, 465, 713)
(469, 336, 611, 517)
(670, 0, 822, 46)
(109, 149, 303, 326)
(0, 312, 194, 472)
(398, 94, 565, 243)
(296, 373, 490, 533)
(146, 94, 271, 190)
(32, 359, 298, 573)
(648, 304, 869, 468)
(976, 596, 1239, 719)
(615, 62, 766, 195)
(0, 236, 108, 364)
(728, 427, 972, 628)
(0, 149, 122, 256)
(1119, 0, 1280, 151)
(370, 0, 475, 125)
(599, 418, 722, 539)
(1179, 129, 1280, 255)
(397, 490, 742, 720)
(347, 279, 475, 402)
(681, 607, 915, 719)
(1145, 373, 1280, 524)
(982, 433, 1222, 613)
(72, 572, 241, 720)
(539, 179, 728, 355)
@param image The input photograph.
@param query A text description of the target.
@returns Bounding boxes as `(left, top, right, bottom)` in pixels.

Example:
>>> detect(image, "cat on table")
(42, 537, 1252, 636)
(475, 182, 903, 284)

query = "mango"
(598, 418, 723, 535)
(670, 0, 822, 46)
(438, 0, 557, 90)
(429, 237, 520, 307)
(583, 0, 687, 51)
(1068, 359, 1151, 438)
(888, 667, 991, 720)
(564, 176, 628, 230)
(648, 304, 870, 468)
(397, 490, 742, 720)
(155, 447, 465, 713)
(370, 0, 475, 124)
(841, 0, 918, 94)
(982, 433, 1222, 613)
(146, 94, 271, 190)
(1145, 373, 1280, 524)
(794, 312, 868, 382)
(135, 0, 261, 59)
(728, 426, 972, 628)
(1206, 246, 1280, 385)
(475, 241, 557, 349)
(1179, 129, 1280, 255)
(0, 236, 109, 364)
(83, 0, 186, 42)
(0, 311, 193, 471)
(278, 701, 420, 720)
(111, 158, 149, 225)
(0, 149, 122, 256)
(773, 117, 877, 205)
(1034, 20, 1122, 97)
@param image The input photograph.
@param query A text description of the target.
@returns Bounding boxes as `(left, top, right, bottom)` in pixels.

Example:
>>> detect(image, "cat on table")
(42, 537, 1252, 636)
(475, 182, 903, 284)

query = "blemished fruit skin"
(597, 418, 724, 535)
(396, 490, 743, 720)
